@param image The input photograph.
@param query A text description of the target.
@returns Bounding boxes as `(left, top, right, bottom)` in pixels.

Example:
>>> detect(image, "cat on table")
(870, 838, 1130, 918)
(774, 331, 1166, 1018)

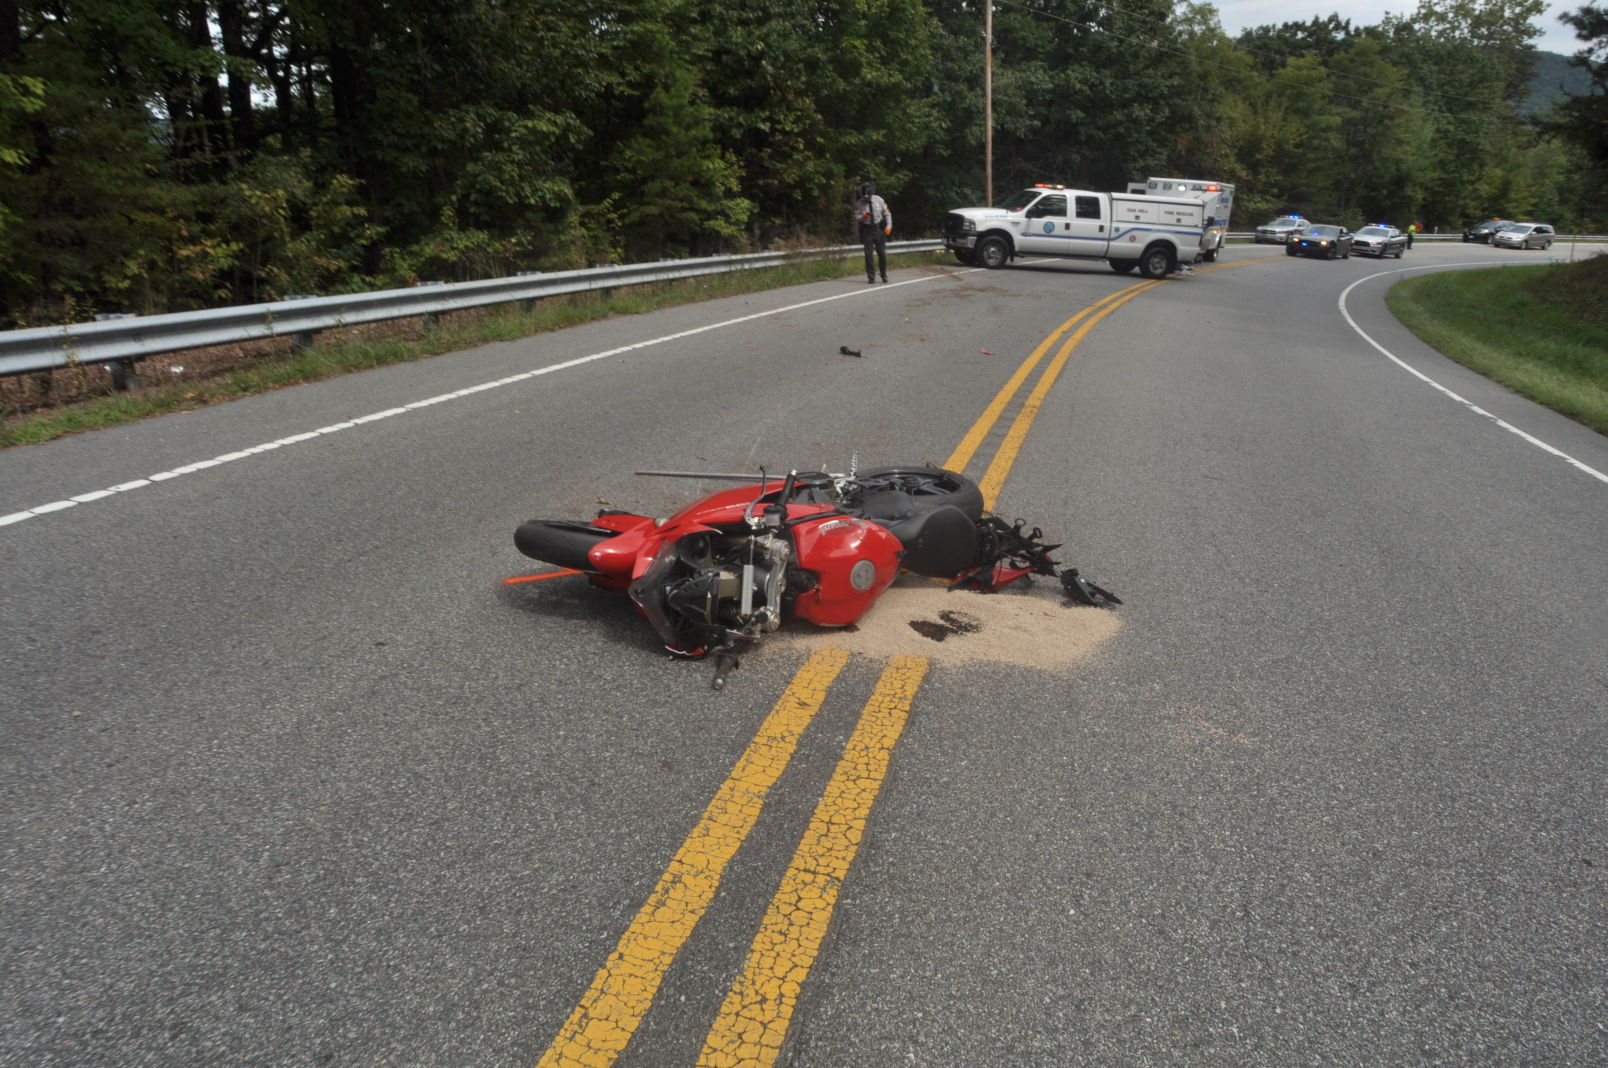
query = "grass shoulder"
(1385, 255, 1608, 435)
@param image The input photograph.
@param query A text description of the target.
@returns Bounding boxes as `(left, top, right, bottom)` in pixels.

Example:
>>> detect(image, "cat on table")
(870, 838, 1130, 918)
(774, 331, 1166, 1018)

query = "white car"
(1254, 216, 1312, 244)
(1492, 223, 1554, 250)
(1352, 225, 1408, 258)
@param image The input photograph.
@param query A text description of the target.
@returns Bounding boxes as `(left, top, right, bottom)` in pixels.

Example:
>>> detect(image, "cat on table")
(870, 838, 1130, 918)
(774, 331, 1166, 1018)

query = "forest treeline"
(1, 0, 1605, 328)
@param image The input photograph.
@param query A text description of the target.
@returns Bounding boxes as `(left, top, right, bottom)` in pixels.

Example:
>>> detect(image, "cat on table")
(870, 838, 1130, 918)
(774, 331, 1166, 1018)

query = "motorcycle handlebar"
(635, 470, 774, 481)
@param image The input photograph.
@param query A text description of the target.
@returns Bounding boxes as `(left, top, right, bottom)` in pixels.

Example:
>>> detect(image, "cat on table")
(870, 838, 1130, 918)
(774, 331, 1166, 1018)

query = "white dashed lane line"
(1, 277, 942, 529)
(1338, 264, 1607, 486)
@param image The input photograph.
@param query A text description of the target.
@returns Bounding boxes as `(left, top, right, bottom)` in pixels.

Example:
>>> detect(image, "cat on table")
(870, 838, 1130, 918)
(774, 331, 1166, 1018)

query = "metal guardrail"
(0, 240, 944, 382)
(6, 232, 1600, 384)
(1226, 231, 1607, 243)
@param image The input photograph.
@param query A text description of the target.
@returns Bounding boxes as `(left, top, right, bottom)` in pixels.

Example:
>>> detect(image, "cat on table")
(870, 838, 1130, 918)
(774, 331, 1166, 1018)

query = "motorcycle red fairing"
(511, 466, 1117, 688)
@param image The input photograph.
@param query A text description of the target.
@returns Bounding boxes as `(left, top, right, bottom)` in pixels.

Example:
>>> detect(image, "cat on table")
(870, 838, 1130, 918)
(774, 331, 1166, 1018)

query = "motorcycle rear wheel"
(514, 519, 614, 570)
(855, 466, 984, 519)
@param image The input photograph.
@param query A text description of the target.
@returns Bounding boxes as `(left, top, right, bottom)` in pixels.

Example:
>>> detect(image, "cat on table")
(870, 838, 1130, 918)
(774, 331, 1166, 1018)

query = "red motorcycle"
(513, 465, 1118, 688)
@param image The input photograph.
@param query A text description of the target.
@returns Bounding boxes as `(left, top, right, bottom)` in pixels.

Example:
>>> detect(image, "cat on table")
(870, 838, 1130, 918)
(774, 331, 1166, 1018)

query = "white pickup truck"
(942, 184, 1207, 278)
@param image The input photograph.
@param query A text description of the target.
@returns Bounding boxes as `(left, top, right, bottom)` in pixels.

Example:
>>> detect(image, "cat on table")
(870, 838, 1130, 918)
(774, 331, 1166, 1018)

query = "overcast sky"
(1208, 0, 1587, 56)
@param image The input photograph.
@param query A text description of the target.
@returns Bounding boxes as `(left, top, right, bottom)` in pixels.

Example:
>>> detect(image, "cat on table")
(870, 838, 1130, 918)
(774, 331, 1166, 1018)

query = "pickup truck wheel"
(953, 248, 975, 265)
(976, 236, 1010, 269)
(1137, 245, 1175, 279)
(1110, 261, 1136, 274)
(1203, 248, 1218, 262)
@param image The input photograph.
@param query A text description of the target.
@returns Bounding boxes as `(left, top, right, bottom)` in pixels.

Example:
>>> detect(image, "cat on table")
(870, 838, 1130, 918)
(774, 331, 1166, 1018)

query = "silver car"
(1352, 225, 1408, 258)
(1491, 222, 1554, 249)
(1255, 216, 1313, 244)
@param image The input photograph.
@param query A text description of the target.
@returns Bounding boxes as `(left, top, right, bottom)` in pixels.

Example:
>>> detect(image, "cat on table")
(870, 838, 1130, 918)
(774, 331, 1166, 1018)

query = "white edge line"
(6, 273, 949, 528)
(1338, 264, 1608, 485)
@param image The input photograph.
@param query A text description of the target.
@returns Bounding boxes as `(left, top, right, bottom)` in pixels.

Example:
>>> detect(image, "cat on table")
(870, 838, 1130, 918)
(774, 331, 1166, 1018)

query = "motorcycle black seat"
(855, 487, 918, 521)
(883, 505, 979, 577)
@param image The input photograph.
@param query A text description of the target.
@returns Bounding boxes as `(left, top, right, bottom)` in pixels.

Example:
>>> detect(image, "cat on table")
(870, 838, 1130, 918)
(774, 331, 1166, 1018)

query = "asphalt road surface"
(3, 241, 1605, 1067)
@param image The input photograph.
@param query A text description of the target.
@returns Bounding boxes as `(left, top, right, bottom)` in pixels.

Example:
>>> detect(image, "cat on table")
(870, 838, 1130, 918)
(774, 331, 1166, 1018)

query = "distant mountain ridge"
(1526, 49, 1595, 115)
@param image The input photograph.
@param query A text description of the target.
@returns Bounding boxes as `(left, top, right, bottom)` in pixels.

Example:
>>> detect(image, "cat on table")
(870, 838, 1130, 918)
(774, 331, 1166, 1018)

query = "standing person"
(1406, 221, 1418, 249)
(853, 181, 893, 283)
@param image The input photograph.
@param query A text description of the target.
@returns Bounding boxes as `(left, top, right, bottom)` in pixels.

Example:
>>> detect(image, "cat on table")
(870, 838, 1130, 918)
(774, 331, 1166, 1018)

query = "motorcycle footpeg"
(1060, 568, 1122, 608)
(711, 647, 742, 690)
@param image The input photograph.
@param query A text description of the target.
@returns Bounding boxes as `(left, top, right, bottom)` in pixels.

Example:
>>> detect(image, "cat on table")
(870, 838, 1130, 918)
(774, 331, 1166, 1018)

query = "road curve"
(2, 241, 1604, 1066)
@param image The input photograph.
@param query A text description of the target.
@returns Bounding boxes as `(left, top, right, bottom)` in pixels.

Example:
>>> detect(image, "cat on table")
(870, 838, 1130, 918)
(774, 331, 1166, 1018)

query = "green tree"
(609, 54, 753, 259)
(0, 71, 43, 224)
(1549, 2, 1608, 214)
(1236, 13, 1358, 73)
(677, 0, 940, 239)
(1327, 36, 1429, 222)
(0, 0, 216, 323)
(984, 0, 1197, 192)
(688, 0, 836, 237)
(1228, 55, 1346, 219)
(1384, 0, 1546, 227)
(1151, 2, 1257, 202)
(293, 0, 596, 270)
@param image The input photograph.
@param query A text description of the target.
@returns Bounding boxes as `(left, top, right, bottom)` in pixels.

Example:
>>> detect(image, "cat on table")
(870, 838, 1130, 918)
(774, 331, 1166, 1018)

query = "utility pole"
(984, 0, 993, 206)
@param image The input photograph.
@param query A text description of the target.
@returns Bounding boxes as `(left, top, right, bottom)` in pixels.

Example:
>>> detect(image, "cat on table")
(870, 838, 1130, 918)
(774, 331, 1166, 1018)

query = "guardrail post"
(94, 314, 140, 390)
(416, 281, 446, 325)
(283, 295, 320, 350)
(516, 272, 540, 313)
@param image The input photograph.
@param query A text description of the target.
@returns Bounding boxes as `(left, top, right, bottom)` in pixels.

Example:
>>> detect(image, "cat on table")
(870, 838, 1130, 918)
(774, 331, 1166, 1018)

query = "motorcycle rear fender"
(789, 516, 903, 627)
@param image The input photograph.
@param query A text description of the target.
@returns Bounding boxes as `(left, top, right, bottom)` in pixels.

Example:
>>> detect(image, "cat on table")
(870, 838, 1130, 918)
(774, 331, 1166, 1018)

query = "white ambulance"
(1126, 178, 1236, 260)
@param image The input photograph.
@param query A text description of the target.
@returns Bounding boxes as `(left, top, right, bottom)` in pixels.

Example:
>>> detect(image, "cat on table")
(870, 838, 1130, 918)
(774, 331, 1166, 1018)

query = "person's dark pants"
(861, 225, 887, 281)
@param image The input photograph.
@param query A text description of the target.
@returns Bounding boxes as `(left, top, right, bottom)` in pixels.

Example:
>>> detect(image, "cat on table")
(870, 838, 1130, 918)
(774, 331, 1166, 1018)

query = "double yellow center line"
(536, 274, 1173, 1068)
(538, 648, 853, 1067)
(697, 655, 928, 1066)
(944, 279, 1164, 507)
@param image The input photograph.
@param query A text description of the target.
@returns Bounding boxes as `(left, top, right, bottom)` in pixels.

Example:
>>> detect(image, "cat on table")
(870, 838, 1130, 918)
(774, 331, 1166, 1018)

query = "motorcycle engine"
(630, 530, 791, 655)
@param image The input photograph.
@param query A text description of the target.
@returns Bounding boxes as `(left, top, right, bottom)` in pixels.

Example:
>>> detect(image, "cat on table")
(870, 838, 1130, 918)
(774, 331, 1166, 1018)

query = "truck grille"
(942, 213, 966, 241)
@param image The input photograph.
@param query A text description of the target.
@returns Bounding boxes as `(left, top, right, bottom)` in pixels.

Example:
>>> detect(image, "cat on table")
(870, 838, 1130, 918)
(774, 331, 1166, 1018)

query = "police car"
(1255, 215, 1312, 244)
(1286, 224, 1354, 259)
(1351, 225, 1408, 258)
